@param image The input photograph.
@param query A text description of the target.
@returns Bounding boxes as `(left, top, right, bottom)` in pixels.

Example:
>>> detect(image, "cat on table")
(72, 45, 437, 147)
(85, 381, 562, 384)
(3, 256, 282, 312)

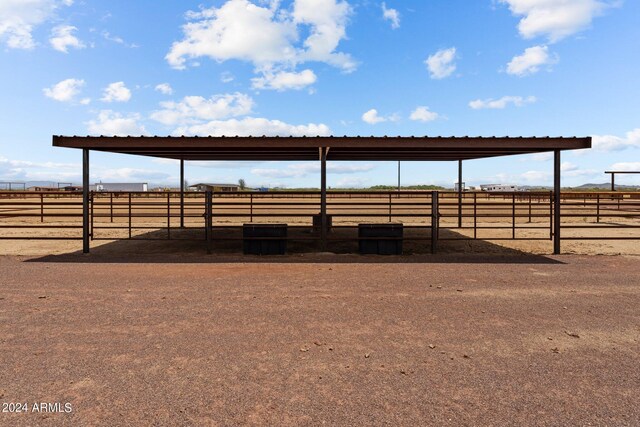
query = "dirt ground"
(1, 253, 639, 426)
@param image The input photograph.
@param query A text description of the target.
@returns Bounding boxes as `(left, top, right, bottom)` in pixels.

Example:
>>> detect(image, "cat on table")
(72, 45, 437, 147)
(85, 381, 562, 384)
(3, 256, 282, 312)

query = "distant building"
(480, 184, 523, 192)
(92, 183, 148, 192)
(189, 183, 240, 192)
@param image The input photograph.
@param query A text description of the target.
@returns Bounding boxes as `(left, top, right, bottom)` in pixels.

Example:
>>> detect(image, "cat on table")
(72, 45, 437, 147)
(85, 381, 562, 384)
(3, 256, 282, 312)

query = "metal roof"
(53, 135, 591, 161)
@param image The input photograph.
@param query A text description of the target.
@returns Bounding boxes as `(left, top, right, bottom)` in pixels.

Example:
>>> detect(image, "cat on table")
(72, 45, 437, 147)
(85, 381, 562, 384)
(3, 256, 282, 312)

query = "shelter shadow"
(28, 226, 563, 265)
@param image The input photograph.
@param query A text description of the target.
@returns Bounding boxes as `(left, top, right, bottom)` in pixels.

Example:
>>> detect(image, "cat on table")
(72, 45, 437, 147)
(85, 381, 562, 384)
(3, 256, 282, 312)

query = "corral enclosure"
(1, 190, 639, 255)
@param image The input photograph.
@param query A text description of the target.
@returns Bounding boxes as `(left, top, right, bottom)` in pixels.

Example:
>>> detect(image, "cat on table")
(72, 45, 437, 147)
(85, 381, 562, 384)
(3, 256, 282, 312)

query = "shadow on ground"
(27, 226, 562, 264)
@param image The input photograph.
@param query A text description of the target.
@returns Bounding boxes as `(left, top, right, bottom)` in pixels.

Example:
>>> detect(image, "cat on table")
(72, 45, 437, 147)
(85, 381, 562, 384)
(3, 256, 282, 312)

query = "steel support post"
(553, 150, 561, 255)
(458, 159, 463, 228)
(611, 173, 615, 192)
(431, 190, 439, 254)
(180, 159, 185, 228)
(205, 190, 212, 254)
(320, 148, 328, 251)
(82, 149, 90, 254)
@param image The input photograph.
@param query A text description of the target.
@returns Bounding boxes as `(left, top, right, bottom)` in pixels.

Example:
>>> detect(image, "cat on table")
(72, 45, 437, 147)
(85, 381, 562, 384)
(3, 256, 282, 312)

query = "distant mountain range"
(572, 183, 640, 190)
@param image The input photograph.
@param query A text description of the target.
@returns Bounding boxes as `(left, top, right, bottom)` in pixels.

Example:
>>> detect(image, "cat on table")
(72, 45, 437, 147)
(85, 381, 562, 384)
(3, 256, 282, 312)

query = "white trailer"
(480, 184, 523, 192)
(93, 183, 148, 192)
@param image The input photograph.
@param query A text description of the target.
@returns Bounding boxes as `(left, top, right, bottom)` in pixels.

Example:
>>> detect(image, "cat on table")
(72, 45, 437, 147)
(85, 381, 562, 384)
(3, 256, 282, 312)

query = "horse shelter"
(51, 135, 592, 255)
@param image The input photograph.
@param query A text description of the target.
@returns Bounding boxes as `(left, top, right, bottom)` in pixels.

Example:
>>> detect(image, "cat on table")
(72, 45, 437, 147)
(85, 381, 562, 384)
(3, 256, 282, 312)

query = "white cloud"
(251, 69, 317, 91)
(166, 0, 355, 89)
(609, 162, 640, 172)
(101, 81, 132, 103)
(529, 152, 553, 162)
(95, 167, 170, 182)
(409, 106, 440, 122)
(362, 109, 386, 124)
(155, 83, 173, 95)
(175, 117, 331, 137)
(506, 45, 557, 76)
(151, 93, 254, 126)
(86, 110, 146, 136)
(499, 0, 613, 43)
(0, 155, 78, 181)
(335, 176, 369, 188)
(0, 0, 73, 49)
(252, 162, 374, 179)
(591, 129, 640, 152)
(469, 95, 537, 110)
(101, 31, 139, 48)
(382, 2, 400, 29)
(221, 72, 235, 83)
(425, 47, 457, 79)
(49, 25, 84, 53)
(43, 78, 85, 102)
(150, 90, 330, 137)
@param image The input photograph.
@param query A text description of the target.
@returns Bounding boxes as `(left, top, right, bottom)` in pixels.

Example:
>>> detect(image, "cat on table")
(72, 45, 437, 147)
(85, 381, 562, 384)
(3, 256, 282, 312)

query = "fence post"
(128, 192, 132, 239)
(512, 193, 516, 239)
(205, 190, 212, 254)
(167, 192, 171, 240)
(110, 192, 113, 223)
(528, 193, 532, 223)
(431, 191, 439, 254)
(250, 193, 253, 222)
(596, 194, 600, 223)
(388, 193, 392, 222)
(473, 192, 477, 239)
(40, 193, 44, 223)
(90, 192, 94, 241)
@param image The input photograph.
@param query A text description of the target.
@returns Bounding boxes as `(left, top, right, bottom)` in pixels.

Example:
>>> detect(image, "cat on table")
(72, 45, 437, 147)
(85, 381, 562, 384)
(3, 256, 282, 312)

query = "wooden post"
(82, 149, 90, 254)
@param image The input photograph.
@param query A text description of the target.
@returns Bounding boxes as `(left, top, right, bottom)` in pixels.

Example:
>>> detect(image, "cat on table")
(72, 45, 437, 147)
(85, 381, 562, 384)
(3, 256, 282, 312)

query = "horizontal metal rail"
(1, 190, 639, 246)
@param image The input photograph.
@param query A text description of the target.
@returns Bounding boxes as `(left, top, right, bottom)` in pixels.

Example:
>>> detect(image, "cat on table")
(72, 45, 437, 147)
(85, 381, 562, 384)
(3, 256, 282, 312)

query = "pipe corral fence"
(1, 190, 639, 253)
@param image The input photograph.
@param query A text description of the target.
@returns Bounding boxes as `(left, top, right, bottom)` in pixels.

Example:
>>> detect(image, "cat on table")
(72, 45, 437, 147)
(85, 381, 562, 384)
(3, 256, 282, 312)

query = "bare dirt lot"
(1, 253, 639, 426)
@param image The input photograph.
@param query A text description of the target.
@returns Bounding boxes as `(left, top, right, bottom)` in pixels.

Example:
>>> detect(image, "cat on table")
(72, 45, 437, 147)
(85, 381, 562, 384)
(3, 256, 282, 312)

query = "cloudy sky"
(1, 0, 639, 188)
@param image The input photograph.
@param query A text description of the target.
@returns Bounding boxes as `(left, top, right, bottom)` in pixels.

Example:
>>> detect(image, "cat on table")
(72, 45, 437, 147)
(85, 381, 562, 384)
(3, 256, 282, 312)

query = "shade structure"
(53, 135, 591, 161)
(53, 134, 592, 256)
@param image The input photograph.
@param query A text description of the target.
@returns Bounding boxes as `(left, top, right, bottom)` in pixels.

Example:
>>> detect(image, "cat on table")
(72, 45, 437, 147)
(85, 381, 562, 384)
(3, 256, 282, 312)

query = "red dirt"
(1, 253, 639, 425)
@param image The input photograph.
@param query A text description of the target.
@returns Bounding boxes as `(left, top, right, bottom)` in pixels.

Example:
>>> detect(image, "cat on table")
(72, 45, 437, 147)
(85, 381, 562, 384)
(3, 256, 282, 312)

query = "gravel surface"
(1, 254, 639, 426)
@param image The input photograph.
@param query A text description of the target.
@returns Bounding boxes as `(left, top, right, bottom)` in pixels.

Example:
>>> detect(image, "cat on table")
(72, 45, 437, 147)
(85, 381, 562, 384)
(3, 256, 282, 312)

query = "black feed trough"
(358, 223, 403, 255)
(243, 223, 287, 255)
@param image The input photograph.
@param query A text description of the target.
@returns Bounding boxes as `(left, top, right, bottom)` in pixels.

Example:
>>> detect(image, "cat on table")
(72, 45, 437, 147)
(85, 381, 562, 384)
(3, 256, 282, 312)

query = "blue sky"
(1, 0, 639, 188)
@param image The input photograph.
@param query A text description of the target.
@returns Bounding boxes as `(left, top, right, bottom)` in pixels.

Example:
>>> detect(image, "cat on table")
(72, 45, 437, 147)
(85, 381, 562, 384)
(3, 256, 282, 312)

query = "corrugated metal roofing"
(53, 135, 591, 161)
